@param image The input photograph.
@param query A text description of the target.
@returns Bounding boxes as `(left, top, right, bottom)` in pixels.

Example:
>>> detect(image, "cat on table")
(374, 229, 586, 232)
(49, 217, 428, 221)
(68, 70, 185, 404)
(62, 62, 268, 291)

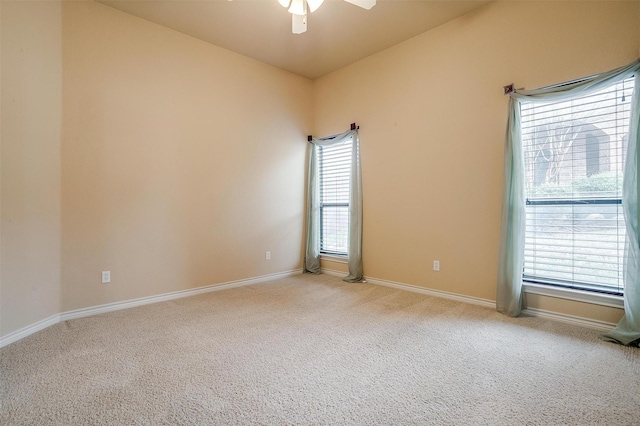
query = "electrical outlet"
(265, 251, 271, 260)
(102, 271, 111, 284)
(433, 260, 440, 272)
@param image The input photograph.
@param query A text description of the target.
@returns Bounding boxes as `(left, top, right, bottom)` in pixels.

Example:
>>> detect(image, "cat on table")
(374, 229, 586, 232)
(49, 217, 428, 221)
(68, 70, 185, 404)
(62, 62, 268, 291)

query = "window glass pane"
(524, 202, 625, 292)
(521, 77, 634, 295)
(321, 205, 349, 254)
(319, 140, 352, 255)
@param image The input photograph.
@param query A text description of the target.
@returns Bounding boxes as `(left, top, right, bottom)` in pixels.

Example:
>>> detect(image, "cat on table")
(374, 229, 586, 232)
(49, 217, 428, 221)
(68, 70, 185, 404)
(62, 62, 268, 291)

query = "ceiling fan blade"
(344, 0, 376, 10)
(307, 0, 324, 13)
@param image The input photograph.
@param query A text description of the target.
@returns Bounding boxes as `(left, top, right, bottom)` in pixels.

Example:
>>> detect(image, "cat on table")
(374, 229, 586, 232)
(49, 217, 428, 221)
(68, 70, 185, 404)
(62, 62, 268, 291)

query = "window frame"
(318, 140, 352, 257)
(520, 77, 634, 298)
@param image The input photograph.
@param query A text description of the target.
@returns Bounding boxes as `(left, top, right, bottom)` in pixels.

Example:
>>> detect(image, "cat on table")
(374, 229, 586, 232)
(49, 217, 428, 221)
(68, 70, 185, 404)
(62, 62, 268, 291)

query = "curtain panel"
(304, 129, 364, 283)
(497, 59, 640, 346)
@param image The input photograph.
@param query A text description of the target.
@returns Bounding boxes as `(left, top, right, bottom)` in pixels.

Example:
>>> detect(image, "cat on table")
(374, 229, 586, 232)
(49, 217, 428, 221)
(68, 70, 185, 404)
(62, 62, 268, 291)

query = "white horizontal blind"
(319, 139, 352, 255)
(521, 77, 634, 295)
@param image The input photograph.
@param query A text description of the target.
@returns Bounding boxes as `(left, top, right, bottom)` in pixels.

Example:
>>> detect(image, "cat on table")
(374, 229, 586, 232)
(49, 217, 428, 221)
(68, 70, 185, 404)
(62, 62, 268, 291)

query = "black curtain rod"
(307, 122, 358, 142)
(504, 72, 637, 95)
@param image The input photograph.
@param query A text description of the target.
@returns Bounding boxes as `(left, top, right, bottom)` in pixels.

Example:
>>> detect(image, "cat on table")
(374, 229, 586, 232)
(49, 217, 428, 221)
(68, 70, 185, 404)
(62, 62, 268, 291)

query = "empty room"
(1, 0, 640, 424)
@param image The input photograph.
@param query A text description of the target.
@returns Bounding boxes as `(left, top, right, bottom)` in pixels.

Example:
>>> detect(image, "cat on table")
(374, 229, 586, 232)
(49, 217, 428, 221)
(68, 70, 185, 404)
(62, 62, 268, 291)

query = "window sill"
(319, 253, 348, 264)
(523, 282, 623, 309)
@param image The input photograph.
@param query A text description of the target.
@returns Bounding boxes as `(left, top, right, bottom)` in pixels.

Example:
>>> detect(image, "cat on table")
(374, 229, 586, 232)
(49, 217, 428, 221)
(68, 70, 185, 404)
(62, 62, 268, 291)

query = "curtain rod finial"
(504, 84, 515, 95)
(307, 135, 312, 142)
(350, 123, 356, 130)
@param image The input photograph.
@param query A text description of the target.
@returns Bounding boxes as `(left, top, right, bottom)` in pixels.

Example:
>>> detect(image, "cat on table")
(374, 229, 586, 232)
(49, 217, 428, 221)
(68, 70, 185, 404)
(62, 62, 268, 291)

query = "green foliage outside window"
(529, 171, 622, 199)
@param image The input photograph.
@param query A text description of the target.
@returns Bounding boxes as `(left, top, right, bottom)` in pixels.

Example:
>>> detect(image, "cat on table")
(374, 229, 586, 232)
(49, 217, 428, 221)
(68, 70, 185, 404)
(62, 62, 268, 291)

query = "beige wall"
(61, 1, 312, 312)
(1, 0, 312, 337)
(524, 293, 624, 325)
(314, 1, 639, 321)
(1, 1, 63, 335)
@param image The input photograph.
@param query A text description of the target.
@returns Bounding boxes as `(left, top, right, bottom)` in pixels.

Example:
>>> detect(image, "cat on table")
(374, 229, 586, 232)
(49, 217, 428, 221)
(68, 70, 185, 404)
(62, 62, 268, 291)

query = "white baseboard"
(1, 269, 302, 349)
(1, 268, 617, 348)
(366, 276, 496, 309)
(321, 268, 495, 309)
(320, 268, 348, 278)
(0, 314, 61, 349)
(322, 268, 616, 331)
(522, 307, 616, 332)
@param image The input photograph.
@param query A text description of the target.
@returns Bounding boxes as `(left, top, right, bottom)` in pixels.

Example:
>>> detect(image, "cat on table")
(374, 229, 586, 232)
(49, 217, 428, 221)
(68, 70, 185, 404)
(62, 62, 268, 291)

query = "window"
(521, 77, 634, 295)
(319, 139, 352, 255)
(304, 127, 362, 280)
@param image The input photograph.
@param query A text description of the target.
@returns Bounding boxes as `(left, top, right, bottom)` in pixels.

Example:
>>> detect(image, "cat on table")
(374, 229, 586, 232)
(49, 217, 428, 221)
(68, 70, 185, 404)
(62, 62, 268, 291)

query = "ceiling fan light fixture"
(288, 0, 306, 16)
(292, 13, 307, 34)
(306, 0, 324, 13)
(280, 0, 374, 34)
(344, 0, 376, 10)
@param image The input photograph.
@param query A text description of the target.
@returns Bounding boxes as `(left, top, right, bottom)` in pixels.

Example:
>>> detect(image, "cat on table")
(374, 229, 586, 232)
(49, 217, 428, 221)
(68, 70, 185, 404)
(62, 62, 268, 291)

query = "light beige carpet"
(1, 273, 639, 425)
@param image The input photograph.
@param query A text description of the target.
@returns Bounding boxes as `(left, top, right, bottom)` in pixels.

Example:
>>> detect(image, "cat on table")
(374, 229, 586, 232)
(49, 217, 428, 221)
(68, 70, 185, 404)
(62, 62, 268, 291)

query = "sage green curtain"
(497, 60, 640, 340)
(344, 132, 363, 282)
(303, 129, 364, 282)
(303, 144, 321, 274)
(603, 71, 640, 346)
(497, 97, 526, 317)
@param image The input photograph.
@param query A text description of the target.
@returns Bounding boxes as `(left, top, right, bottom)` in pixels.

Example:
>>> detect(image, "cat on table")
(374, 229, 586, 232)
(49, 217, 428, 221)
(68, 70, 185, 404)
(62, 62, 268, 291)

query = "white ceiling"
(97, 0, 491, 80)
